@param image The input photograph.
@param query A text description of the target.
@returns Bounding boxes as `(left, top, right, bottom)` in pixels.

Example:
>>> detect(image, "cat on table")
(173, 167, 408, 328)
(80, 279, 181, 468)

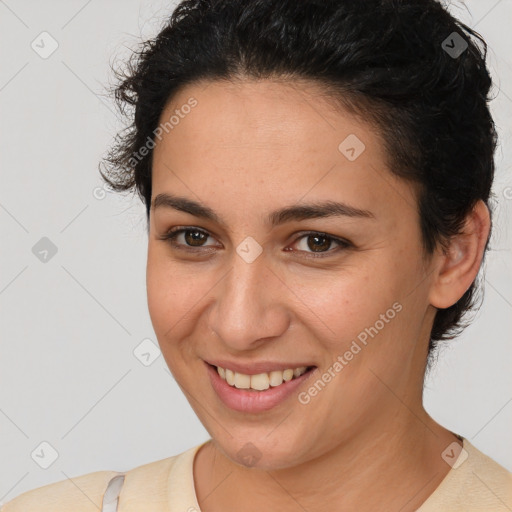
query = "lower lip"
(206, 363, 316, 413)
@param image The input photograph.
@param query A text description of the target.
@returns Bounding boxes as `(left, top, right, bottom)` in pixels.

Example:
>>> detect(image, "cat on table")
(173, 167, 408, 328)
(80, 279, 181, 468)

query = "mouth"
(205, 361, 317, 413)
(210, 363, 316, 391)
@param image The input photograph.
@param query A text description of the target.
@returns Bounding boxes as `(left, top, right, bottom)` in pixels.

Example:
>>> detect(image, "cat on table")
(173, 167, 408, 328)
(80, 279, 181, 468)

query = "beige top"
(2, 437, 511, 511)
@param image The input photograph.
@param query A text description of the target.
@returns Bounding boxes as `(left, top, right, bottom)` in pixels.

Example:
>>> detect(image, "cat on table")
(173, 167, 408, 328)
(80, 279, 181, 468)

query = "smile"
(205, 362, 317, 413)
(216, 365, 311, 391)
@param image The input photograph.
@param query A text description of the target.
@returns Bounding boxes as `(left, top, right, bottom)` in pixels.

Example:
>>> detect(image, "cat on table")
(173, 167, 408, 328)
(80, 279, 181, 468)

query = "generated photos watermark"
(298, 301, 403, 405)
(128, 96, 198, 168)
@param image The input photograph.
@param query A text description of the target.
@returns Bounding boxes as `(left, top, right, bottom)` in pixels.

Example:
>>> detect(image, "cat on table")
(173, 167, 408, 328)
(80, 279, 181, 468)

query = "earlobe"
(428, 200, 491, 310)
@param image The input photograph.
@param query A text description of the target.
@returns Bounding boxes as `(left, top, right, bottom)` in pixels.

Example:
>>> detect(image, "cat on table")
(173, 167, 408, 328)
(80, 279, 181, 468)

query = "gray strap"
(102, 474, 125, 512)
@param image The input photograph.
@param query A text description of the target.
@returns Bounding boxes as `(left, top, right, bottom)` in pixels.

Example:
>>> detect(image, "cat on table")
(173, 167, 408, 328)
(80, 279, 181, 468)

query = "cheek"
(288, 265, 394, 343)
(300, 256, 417, 369)
(146, 249, 199, 339)
(145, 257, 202, 380)
(146, 246, 223, 363)
(146, 252, 171, 329)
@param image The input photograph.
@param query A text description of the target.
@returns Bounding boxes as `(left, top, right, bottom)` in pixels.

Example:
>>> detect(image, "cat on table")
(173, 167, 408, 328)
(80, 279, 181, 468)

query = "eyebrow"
(151, 193, 376, 228)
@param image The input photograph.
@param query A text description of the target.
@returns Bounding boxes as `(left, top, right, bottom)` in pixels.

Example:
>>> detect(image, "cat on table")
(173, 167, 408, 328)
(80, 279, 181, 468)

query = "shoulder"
(0, 453, 181, 512)
(458, 439, 512, 503)
(0, 469, 121, 512)
(419, 438, 512, 511)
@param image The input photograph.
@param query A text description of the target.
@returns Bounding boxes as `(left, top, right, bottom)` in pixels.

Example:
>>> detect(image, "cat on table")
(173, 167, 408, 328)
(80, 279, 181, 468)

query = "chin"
(209, 428, 312, 471)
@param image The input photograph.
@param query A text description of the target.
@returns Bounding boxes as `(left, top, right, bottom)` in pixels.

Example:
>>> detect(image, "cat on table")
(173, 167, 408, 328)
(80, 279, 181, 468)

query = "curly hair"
(99, 0, 498, 370)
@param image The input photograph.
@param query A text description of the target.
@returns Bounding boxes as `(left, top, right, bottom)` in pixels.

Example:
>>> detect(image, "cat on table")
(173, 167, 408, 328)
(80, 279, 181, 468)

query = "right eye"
(158, 226, 220, 253)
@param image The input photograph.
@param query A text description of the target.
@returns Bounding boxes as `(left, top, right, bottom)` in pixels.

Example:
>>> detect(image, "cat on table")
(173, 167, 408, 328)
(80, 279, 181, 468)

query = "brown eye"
(159, 227, 351, 259)
(159, 227, 218, 251)
(289, 232, 351, 258)
(306, 234, 331, 252)
(182, 229, 209, 247)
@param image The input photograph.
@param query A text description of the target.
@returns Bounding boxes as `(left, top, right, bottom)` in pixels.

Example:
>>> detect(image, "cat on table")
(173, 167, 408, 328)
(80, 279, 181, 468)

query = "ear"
(428, 200, 491, 310)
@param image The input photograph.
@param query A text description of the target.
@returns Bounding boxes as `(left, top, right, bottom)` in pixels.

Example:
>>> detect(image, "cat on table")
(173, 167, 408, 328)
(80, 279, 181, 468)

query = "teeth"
(269, 370, 283, 387)
(234, 372, 251, 389)
(250, 373, 270, 391)
(225, 368, 235, 386)
(283, 369, 294, 381)
(216, 365, 308, 391)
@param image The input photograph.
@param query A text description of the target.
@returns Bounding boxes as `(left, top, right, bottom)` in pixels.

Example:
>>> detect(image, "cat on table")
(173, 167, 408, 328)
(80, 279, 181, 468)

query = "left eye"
(289, 232, 350, 257)
(159, 227, 350, 257)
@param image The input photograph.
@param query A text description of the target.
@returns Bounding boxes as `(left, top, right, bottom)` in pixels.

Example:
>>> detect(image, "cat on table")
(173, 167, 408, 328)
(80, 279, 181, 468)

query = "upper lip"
(205, 359, 315, 375)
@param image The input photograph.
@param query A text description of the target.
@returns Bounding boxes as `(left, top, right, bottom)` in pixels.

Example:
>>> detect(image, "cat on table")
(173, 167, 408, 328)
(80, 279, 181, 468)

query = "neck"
(194, 408, 460, 512)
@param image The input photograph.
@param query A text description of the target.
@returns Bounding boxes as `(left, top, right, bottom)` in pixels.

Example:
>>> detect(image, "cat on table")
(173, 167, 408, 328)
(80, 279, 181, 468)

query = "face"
(147, 79, 439, 470)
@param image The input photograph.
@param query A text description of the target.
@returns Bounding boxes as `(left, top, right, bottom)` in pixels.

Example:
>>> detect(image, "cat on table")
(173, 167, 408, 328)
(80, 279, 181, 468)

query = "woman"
(3, 0, 511, 510)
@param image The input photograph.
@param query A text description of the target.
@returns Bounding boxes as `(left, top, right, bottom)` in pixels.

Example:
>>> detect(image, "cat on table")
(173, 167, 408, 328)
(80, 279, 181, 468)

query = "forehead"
(151, 79, 417, 223)
(157, 78, 373, 153)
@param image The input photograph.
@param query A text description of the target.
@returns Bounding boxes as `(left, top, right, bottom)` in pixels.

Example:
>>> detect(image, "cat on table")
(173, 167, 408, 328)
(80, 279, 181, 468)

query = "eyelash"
(158, 226, 351, 259)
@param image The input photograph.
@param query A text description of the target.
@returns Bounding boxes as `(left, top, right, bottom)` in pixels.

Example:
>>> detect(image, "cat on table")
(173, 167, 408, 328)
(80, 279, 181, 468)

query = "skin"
(146, 78, 491, 511)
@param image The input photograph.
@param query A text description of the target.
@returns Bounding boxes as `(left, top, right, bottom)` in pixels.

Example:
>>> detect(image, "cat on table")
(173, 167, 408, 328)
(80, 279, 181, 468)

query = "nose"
(207, 252, 290, 352)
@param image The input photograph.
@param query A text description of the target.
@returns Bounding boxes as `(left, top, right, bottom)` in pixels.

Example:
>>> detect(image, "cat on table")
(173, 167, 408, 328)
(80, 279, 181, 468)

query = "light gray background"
(1, 0, 511, 503)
